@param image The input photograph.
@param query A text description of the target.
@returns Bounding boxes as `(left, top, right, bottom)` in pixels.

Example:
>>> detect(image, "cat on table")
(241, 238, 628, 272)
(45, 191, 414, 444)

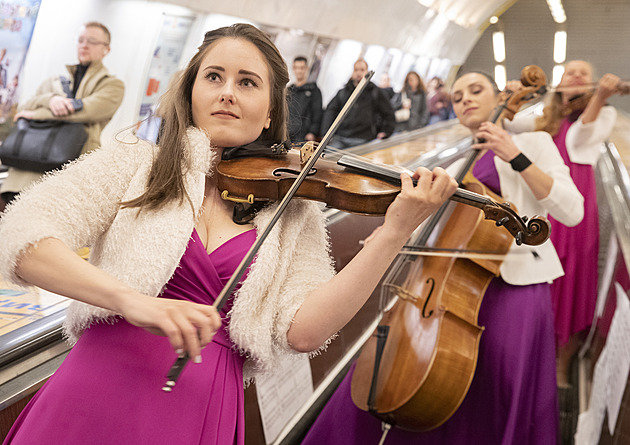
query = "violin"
(216, 150, 549, 245)
(557, 78, 630, 115)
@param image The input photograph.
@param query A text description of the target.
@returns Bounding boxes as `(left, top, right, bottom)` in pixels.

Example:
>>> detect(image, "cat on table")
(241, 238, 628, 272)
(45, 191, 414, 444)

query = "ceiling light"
(493, 31, 505, 63)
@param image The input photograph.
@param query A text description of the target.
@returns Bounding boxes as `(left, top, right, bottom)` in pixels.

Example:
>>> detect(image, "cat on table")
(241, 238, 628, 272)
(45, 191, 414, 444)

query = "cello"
(350, 66, 549, 432)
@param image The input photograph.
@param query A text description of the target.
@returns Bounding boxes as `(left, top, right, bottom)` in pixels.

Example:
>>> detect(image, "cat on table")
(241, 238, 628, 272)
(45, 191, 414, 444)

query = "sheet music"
(255, 354, 314, 444)
(605, 283, 630, 433)
(575, 282, 630, 444)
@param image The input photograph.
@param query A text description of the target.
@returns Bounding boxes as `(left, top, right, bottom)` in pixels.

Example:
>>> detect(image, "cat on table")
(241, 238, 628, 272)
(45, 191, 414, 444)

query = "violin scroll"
(500, 65, 548, 122)
(481, 202, 550, 246)
(520, 65, 547, 89)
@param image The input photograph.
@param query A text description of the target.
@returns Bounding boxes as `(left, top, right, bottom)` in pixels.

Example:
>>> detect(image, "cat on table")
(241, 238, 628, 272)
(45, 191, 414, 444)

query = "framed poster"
(0, 0, 41, 140)
(138, 13, 194, 120)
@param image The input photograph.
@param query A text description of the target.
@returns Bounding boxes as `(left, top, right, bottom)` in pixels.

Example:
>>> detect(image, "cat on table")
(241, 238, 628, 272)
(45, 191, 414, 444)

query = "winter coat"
(287, 82, 323, 141)
(321, 80, 395, 140)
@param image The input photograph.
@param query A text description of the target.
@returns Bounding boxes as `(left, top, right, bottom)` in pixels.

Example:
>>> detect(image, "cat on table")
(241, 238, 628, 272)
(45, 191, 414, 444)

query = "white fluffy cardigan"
(0, 128, 336, 380)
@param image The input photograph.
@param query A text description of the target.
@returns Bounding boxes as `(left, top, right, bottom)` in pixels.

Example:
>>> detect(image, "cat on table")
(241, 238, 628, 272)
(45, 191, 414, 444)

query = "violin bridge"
(299, 141, 317, 167)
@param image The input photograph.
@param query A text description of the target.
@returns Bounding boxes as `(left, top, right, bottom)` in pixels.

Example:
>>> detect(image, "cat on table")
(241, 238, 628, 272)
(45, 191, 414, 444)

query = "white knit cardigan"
(0, 128, 336, 380)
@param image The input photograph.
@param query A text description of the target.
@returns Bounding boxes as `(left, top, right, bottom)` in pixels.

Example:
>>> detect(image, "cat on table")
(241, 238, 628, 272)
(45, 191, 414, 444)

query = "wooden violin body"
(350, 178, 512, 431)
(217, 150, 398, 216)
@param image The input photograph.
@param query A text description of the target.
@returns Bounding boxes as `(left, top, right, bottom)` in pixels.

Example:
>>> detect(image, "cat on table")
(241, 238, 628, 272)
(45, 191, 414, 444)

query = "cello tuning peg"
(516, 231, 523, 246)
(496, 216, 510, 227)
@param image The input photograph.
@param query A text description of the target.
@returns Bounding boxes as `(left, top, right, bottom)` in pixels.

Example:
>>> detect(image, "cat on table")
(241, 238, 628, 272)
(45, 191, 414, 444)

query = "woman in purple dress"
(0, 24, 458, 444)
(506, 61, 620, 386)
(302, 72, 584, 445)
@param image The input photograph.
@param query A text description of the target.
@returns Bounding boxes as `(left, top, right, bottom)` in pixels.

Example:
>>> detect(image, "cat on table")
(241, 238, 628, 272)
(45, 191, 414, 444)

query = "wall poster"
(138, 13, 194, 120)
(0, 0, 41, 141)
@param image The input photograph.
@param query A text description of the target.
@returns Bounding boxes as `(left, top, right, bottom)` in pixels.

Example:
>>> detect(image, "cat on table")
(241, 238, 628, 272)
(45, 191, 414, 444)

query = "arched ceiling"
(150, 0, 517, 64)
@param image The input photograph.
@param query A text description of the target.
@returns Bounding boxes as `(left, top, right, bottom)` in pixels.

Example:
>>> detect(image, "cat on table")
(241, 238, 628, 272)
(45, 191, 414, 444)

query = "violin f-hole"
(272, 167, 317, 177)
(422, 277, 435, 319)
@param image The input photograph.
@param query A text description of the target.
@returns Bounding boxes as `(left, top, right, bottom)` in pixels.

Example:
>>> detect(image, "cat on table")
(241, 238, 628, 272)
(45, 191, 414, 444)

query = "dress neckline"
(191, 228, 256, 257)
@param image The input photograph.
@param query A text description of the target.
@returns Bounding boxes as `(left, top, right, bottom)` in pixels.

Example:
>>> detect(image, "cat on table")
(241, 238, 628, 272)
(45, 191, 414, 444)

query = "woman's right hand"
(595, 73, 621, 101)
(119, 293, 222, 363)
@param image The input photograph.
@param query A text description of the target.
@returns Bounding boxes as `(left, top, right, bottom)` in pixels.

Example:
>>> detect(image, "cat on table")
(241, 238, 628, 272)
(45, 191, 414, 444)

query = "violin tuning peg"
(496, 216, 510, 227)
(522, 216, 528, 223)
(516, 231, 523, 246)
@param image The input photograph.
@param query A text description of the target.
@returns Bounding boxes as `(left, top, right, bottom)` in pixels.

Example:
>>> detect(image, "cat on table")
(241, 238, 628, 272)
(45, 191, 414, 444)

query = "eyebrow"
(203, 65, 264, 83)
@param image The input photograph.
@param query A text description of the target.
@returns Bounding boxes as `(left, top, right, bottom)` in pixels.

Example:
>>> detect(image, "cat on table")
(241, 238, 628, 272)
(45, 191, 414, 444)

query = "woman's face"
(559, 60, 593, 102)
(407, 74, 419, 91)
(451, 73, 500, 131)
(191, 37, 271, 148)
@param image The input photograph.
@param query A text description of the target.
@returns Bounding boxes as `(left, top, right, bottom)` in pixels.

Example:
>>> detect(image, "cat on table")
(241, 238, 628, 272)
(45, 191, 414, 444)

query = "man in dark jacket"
(321, 59, 395, 148)
(287, 56, 322, 142)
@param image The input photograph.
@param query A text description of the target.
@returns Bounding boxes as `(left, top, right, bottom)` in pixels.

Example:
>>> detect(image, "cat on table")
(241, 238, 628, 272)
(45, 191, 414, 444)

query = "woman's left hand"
(472, 121, 521, 163)
(382, 166, 458, 238)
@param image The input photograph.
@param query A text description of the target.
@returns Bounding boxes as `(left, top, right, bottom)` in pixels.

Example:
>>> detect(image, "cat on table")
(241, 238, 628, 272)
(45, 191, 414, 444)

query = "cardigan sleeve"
(228, 200, 336, 379)
(565, 106, 616, 164)
(517, 132, 584, 227)
(0, 140, 144, 285)
(502, 112, 537, 134)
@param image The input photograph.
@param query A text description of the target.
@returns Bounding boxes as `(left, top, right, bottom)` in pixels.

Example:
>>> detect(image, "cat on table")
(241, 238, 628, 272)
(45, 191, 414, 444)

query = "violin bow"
(163, 71, 376, 391)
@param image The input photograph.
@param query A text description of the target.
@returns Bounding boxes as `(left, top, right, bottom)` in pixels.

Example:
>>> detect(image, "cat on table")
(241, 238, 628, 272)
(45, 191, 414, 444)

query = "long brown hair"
(123, 23, 289, 212)
(404, 71, 426, 94)
(534, 92, 564, 136)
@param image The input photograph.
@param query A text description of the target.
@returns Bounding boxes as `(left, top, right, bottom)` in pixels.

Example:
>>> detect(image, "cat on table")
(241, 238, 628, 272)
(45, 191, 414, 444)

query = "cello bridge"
(391, 285, 419, 303)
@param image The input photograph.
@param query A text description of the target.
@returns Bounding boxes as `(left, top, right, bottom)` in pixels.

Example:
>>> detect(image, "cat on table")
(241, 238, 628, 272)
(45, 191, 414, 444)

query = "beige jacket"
(0, 128, 336, 380)
(1, 60, 124, 193)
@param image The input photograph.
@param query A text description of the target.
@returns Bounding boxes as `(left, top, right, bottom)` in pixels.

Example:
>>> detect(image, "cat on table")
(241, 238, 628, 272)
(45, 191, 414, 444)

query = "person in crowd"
(0, 48, 7, 88)
(321, 58, 395, 148)
(378, 72, 395, 101)
(504, 60, 620, 388)
(427, 76, 453, 124)
(287, 56, 322, 143)
(0, 22, 124, 207)
(391, 71, 429, 132)
(302, 71, 584, 445)
(0, 23, 458, 444)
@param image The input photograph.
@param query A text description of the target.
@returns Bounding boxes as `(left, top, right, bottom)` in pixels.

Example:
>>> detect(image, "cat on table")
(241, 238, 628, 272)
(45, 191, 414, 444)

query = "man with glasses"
(0, 21, 124, 207)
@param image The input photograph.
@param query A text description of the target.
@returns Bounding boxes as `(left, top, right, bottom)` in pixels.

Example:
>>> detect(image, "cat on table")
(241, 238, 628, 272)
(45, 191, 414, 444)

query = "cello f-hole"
(421, 277, 435, 319)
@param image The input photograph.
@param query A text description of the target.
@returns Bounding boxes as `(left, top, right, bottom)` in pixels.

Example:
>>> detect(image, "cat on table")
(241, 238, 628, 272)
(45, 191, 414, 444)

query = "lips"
(463, 107, 477, 115)
(212, 110, 239, 118)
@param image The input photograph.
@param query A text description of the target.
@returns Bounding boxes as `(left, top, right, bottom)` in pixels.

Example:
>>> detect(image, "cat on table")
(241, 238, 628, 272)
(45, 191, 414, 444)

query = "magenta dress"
(302, 151, 558, 445)
(549, 117, 599, 346)
(3, 229, 256, 445)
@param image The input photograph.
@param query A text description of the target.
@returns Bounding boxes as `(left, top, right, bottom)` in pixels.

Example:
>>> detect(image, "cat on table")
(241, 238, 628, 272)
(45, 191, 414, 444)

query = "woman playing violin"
(506, 60, 620, 387)
(0, 24, 458, 445)
(302, 71, 584, 445)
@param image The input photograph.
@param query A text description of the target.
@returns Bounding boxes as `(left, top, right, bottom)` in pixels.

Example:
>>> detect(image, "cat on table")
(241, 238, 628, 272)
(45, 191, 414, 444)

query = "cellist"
(505, 61, 621, 388)
(302, 71, 584, 445)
